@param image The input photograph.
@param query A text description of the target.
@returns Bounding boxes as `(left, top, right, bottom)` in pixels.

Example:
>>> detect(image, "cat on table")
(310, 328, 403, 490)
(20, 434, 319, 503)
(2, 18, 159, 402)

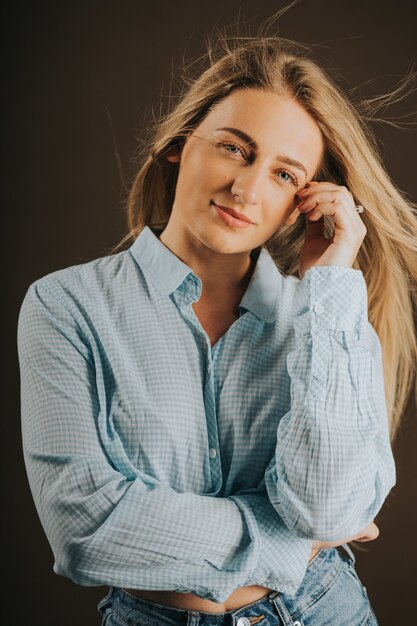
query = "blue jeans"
(97, 545, 379, 625)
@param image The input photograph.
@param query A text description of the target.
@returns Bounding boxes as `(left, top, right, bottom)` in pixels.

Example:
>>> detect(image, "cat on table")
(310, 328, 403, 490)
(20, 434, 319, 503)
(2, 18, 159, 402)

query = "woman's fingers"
(355, 522, 380, 542)
(295, 182, 366, 242)
(295, 178, 367, 276)
(297, 190, 356, 228)
(297, 187, 353, 210)
(311, 521, 380, 550)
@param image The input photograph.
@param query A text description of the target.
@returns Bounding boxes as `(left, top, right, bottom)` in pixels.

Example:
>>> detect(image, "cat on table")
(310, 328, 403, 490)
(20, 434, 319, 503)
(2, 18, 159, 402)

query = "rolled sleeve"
(265, 266, 397, 541)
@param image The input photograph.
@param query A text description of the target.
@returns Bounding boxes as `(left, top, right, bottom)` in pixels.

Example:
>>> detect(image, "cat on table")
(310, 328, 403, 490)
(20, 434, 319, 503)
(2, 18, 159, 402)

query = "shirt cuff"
(293, 266, 369, 340)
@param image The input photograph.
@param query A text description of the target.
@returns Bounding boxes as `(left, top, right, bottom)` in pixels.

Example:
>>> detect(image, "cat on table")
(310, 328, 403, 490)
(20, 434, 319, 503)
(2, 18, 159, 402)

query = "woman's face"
(165, 87, 324, 255)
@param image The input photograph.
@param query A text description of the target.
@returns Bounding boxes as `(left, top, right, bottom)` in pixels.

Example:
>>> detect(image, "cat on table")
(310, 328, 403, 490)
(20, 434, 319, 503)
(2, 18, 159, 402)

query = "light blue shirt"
(17, 225, 396, 603)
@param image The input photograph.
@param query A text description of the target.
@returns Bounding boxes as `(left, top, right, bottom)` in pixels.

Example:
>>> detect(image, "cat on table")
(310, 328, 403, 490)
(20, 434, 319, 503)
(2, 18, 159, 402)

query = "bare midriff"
(123, 547, 321, 613)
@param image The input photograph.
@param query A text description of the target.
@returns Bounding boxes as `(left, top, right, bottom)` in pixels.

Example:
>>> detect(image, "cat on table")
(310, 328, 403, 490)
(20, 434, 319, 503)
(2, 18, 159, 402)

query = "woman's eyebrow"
(216, 126, 308, 178)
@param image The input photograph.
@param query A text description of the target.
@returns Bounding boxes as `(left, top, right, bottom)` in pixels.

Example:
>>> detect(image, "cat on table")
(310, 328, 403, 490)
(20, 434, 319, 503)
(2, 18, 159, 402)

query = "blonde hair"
(110, 14, 417, 445)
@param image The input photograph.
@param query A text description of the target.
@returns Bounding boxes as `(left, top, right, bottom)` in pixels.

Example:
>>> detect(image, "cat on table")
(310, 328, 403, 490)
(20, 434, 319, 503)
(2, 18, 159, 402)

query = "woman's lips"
(211, 201, 255, 228)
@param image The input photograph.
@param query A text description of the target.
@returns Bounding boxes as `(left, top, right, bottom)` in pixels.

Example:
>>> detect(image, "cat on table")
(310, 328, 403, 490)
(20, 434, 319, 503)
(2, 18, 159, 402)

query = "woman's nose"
(231, 165, 265, 205)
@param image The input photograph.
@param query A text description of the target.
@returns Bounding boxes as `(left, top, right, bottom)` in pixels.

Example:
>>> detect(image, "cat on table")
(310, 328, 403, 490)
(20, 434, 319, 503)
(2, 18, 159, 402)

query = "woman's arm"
(264, 265, 396, 542)
(18, 279, 313, 602)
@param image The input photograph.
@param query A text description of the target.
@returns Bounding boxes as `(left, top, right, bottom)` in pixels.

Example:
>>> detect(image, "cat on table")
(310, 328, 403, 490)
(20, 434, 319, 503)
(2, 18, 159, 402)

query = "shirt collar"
(129, 225, 281, 323)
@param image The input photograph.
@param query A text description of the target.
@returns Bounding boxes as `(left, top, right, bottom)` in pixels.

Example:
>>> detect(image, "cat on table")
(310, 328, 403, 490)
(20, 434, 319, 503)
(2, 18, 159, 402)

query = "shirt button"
(208, 361, 212, 371)
(209, 448, 217, 459)
(236, 618, 251, 626)
(314, 303, 325, 314)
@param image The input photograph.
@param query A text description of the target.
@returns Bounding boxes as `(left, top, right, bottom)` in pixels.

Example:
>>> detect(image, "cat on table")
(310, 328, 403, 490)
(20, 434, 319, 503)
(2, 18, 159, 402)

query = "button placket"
(203, 345, 222, 489)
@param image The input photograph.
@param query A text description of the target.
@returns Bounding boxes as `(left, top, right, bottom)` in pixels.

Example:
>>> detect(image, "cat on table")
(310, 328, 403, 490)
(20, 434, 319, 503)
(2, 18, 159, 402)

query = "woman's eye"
(218, 142, 246, 158)
(277, 170, 298, 186)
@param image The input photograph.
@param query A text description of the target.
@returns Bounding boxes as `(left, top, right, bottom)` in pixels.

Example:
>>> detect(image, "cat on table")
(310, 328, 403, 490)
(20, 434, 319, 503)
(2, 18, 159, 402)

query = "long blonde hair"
(110, 15, 417, 444)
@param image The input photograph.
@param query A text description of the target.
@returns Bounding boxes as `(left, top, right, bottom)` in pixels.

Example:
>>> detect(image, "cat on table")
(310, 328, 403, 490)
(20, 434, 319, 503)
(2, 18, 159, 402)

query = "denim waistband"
(98, 543, 358, 625)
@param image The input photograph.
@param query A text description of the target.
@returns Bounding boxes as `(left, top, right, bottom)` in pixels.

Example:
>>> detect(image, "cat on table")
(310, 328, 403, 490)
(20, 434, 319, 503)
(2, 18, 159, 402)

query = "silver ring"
(355, 204, 364, 213)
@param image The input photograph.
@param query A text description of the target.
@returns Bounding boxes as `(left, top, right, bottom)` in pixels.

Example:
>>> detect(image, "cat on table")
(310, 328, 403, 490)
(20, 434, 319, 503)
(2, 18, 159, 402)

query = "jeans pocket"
(297, 552, 376, 625)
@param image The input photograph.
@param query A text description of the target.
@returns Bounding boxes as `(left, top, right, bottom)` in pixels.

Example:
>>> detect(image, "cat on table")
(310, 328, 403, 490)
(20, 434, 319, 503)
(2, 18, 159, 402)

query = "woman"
(18, 18, 417, 626)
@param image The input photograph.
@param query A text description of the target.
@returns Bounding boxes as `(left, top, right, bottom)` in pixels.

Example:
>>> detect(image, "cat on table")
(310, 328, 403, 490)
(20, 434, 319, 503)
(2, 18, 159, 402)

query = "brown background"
(4, 1, 417, 624)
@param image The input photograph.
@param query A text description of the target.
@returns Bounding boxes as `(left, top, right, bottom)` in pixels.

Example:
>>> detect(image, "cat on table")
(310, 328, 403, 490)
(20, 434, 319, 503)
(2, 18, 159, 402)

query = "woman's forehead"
(204, 88, 308, 124)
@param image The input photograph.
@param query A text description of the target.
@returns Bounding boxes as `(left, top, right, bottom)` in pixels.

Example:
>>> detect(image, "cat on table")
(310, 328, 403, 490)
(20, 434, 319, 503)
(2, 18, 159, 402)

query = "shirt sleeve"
(17, 280, 312, 602)
(264, 265, 397, 542)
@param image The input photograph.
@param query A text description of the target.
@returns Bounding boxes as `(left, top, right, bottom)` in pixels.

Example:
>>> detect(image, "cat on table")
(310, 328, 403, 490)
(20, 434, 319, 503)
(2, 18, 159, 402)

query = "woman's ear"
(284, 208, 300, 226)
(165, 142, 184, 164)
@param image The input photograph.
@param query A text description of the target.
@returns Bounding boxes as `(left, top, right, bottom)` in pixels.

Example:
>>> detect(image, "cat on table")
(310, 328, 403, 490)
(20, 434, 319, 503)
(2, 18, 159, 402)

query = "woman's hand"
(295, 181, 367, 279)
(308, 520, 379, 561)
